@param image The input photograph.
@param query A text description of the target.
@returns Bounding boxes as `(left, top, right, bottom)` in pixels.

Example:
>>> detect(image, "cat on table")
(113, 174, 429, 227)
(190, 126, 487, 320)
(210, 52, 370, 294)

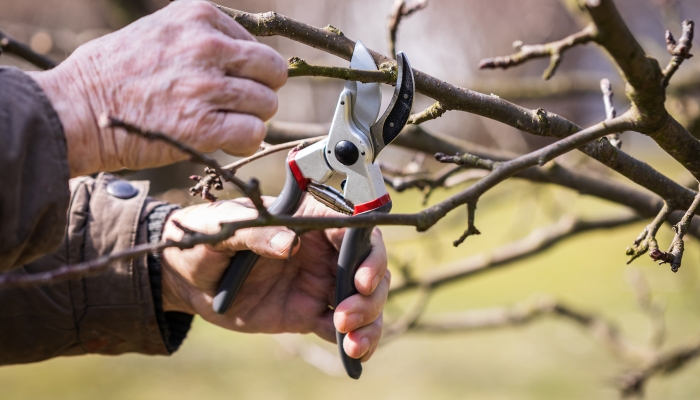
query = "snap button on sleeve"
(106, 180, 139, 199)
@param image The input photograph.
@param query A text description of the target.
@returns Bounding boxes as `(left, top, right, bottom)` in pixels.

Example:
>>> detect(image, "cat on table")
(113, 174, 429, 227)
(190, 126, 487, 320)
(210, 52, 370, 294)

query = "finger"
(343, 314, 383, 360)
(206, 76, 279, 121)
(208, 201, 301, 258)
(218, 40, 287, 90)
(204, 112, 267, 156)
(191, 30, 286, 90)
(183, 1, 256, 42)
(334, 272, 389, 333)
(353, 228, 387, 296)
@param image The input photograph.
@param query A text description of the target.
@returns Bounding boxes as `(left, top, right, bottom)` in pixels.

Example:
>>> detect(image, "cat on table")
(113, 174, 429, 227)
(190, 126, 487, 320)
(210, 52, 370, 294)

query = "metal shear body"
(212, 41, 415, 379)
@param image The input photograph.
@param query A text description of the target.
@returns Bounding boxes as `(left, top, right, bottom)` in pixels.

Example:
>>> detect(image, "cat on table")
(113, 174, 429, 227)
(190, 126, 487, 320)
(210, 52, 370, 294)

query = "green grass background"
(2, 155, 700, 400)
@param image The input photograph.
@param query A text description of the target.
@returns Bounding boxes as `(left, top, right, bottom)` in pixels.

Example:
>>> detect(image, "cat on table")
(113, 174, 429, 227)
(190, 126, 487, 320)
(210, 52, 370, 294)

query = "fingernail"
(270, 231, 294, 253)
(360, 337, 370, 357)
(346, 313, 364, 331)
(371, 274, 380, 292)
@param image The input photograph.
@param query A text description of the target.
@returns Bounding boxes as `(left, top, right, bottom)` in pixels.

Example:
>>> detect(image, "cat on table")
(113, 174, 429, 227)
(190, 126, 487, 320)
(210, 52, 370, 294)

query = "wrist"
(27, 66, 101, 177)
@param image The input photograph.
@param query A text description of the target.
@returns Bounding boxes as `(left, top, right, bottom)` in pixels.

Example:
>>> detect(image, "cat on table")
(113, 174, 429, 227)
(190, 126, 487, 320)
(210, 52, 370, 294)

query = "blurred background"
(2, 0, 700, 399)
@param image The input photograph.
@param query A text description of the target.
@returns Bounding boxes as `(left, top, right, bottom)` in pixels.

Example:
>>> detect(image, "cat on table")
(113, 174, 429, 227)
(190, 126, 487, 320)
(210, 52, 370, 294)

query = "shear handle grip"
(334, 202, 391, 380)
(335, 226, 371, 380)
(212, 165, 304, 314)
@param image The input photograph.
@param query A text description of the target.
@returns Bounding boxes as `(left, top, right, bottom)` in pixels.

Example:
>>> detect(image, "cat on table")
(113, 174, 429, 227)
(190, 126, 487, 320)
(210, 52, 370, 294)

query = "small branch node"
(662, 20, 694, 87)
(408, 101, 447, 125)
(453, 202, 480, 247)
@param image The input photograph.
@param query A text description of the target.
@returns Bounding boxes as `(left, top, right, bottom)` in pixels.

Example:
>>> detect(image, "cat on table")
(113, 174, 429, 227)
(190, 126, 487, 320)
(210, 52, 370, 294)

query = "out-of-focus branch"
(620, 338, 700, 398)
(389, 214, 641, 296)
(408, 295, 650, 363)
(626, 268, 665, 348)
(478, 25, 598, 80)
(387, 0, 428, 57)
(662, 20, 694, 88)
(0, 29, 56, 70)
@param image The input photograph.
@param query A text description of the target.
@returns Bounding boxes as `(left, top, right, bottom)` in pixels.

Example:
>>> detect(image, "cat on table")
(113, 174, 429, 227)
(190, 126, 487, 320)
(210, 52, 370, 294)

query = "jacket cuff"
(71, 174, 170, 356)
(145, 204, 193, 353)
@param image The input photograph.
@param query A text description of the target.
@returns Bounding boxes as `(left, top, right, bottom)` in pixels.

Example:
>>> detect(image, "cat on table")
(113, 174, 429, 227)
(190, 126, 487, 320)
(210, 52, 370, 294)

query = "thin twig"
(626, 201, 672, 264)
(651, 186, 700, 272)
(408, 101, 447, 125)
(0, 30, 56, 70)
(287, 57, 396, 84)
(600, 78, 622, 148)
(387, 0, 428, 57)
(478, 24, 598, 80)
(99, 114, 270, 216)
(222, 136, 326, 172)
(662, 20, 694, 88)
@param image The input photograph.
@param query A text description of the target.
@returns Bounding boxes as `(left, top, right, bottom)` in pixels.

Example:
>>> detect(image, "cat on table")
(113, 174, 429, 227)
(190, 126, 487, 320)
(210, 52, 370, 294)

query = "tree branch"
(0, 29, 56, 70)
(219, 4, 698, 213)
(478, 24, 598, 80)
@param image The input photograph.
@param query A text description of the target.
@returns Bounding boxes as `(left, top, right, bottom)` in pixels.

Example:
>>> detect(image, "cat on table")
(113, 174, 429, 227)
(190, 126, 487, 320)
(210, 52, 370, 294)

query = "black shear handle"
(212, 165, 304, 315)
(335, 202, 392, 380)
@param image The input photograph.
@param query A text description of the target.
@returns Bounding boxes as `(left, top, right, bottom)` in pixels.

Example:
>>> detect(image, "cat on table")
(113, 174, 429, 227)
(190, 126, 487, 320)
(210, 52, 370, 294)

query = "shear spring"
(307, 182, 354, 215)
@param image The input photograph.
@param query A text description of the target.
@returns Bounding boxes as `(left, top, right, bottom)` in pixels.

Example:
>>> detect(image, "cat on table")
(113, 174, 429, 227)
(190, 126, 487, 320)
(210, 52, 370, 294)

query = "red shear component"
(287, 149, 310, 191)
(353, 193, 391, 215)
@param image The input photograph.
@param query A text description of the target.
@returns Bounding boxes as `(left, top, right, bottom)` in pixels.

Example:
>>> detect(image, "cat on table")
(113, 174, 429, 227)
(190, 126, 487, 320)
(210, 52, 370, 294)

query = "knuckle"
(195, 34, 228, 56)
(186, 1, 218, 21)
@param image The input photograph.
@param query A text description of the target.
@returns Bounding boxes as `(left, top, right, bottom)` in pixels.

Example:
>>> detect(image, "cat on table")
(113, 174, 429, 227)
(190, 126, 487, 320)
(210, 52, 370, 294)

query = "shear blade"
(369, 52, 415, 160)
(346, 41, 381, 134)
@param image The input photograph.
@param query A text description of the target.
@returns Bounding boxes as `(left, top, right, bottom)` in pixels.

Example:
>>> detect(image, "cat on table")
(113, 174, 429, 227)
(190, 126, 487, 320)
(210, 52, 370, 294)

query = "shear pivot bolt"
(334, 140, 359, 166)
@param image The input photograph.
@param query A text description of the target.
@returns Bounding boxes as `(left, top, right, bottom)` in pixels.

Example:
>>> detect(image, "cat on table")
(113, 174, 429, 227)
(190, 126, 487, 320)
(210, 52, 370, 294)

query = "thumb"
(224, 226, 300, 259)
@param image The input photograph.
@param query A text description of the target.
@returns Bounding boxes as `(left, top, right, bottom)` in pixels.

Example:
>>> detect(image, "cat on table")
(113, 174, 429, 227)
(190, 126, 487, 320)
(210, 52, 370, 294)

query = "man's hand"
(29, 1, 286, 177)
(160, 197, 390, 361)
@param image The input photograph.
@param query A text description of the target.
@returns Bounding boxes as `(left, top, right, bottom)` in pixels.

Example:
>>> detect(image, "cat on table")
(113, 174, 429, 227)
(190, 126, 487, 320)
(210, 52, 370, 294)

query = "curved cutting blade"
(346, 41, 381, 134)
(369, 52, 415, 161)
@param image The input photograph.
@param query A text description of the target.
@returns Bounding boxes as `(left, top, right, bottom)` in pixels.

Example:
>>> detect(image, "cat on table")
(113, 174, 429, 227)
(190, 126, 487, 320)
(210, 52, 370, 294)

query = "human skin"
(28, 0, 287, 177)
(160, 197, 389, 361)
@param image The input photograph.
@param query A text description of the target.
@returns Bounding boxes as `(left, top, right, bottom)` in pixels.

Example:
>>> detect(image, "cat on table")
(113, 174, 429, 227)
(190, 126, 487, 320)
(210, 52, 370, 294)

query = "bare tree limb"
(220, 4, 698, 211)
(478, 24, 598, 80)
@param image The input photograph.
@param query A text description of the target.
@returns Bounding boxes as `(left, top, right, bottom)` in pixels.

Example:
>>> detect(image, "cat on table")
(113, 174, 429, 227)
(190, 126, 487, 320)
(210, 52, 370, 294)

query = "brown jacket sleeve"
(0, 174, 174, 364)
(0, 67, 71, 271)
(0, 68, 190, 364)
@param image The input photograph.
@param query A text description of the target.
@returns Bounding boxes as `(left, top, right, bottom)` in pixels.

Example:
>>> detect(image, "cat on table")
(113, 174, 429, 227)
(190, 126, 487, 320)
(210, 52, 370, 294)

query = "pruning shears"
(212, 41, 415, 379)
